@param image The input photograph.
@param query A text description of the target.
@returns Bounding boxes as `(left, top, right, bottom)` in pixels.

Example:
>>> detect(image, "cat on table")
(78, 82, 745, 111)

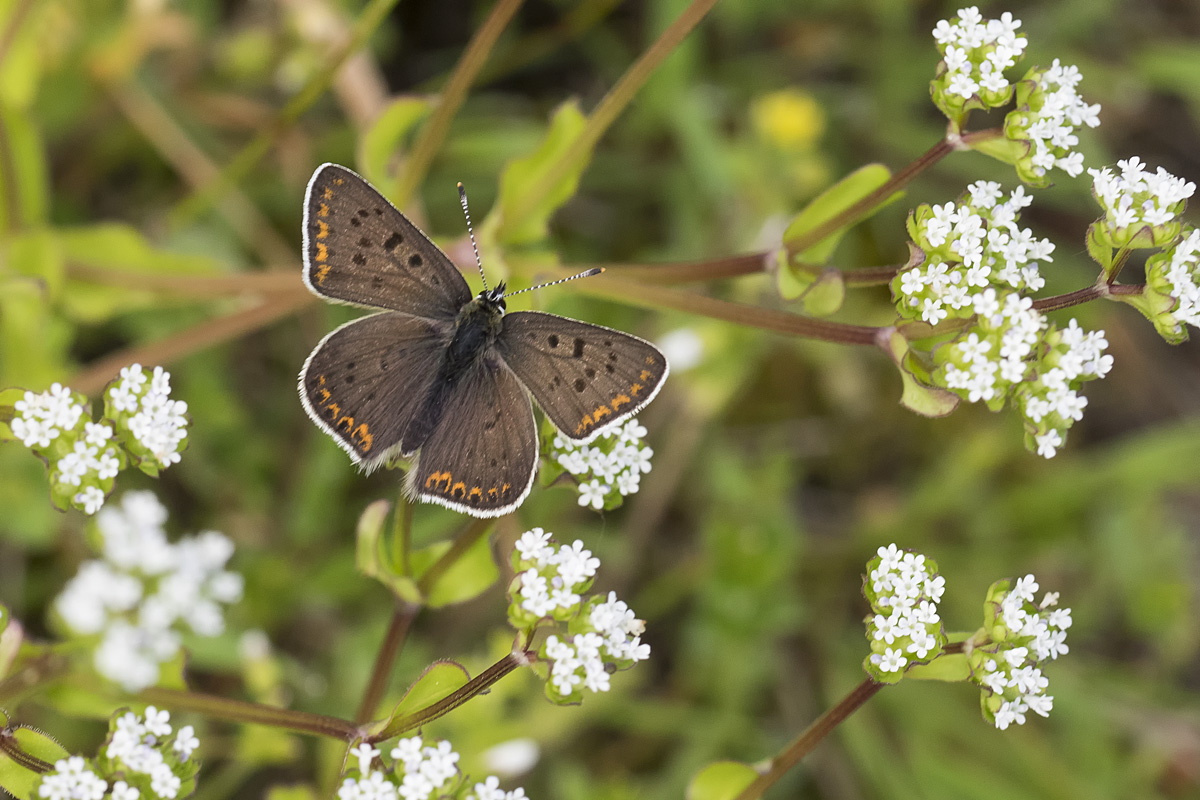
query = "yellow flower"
(752, 89, 826, 151)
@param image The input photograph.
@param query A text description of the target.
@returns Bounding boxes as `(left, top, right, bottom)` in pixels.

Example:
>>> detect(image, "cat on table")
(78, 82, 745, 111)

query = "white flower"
(577, 480, 609, 510)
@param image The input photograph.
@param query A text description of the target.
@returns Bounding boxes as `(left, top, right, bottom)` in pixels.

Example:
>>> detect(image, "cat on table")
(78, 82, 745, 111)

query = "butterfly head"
(479, 282, 507, 313)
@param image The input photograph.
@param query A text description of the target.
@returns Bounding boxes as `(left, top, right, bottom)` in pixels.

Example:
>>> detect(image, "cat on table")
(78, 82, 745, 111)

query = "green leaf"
(0, 101, 48, 229)
(372, 660, 471, 735)
(410, 524, 499, 608)
(355, 500, 421, 603)
(0, 726, 69, 800)
(1110, 287, 1188, 345)
(798, 268, 845, 316)
(687, 761, 759, 800)
(882, 331, 959, 417)
(358, 97, 433, 200)
(1085, 222, 1113, 272)
(906, 652, 970, 682)
(493, 100, 589, 246)
(782, 164, 899, 263)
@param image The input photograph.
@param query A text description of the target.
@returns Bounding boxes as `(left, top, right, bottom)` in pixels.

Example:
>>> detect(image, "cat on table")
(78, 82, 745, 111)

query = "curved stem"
(355, 602, 421, 725)
(139, 687, 356, 740)
(366, 650, 531, 742)
(733, 679, 884, 800)
(393, 0, 526, 207)
(506, 0, 721, 224)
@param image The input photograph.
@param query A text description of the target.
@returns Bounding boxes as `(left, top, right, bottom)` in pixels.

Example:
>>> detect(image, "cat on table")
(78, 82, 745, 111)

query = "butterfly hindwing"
(407, 354, 538, 517)
(496, 311, 669, 441)
(303, 163, 472, 319)
(300, 311, 453, 468)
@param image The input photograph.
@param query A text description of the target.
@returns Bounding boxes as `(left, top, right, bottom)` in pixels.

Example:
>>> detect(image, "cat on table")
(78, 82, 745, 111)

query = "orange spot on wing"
(487, 487, 499, 500)
(316, 265, 331, 285)
(315, 242, 328, 263)
(336, 415, 355, 431)
(318, 388, 331, 403)
(593, 405, 612, 421)
(325, 402, 340, 419)
(425, 471, 452, 491)
(630, 383, 643, 396)
(611, 393, 631, 411)
(334, 177, 344, 186)
(576, 412, 595, 436)
(322, 187, 334, 199)
(318, 203, 330, 219)
(639, 369, 652, 381)
(450, 481, 466, 498)
(353, 423, 372, 452)
(645, 356, 655, 365)
(502, 482, 511, 495)
(317, 220, 330, 239)
(468, 487, 483, 502)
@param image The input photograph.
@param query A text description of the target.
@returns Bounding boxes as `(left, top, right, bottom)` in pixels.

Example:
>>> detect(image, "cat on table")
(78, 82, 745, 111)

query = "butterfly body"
(299, 164, 668, 517)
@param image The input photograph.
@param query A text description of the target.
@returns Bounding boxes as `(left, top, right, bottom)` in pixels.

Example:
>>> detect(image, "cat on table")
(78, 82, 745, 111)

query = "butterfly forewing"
(407, 355, 538, 517)
(303, 163, 471, 319)
(300, 311, 453, 467)
(496, 311, 669, 441)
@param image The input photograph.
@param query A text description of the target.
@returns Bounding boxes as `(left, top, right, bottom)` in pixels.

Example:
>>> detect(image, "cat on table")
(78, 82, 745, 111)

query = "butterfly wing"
(407, 354, 538, 518)
(496, 311, 669, 441)
(303, 163, 472, 319)
(299, 311, 453, 469)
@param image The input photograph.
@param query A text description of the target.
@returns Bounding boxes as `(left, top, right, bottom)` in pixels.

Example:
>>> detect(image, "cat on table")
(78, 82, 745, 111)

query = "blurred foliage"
(1, 0, 1200, 798)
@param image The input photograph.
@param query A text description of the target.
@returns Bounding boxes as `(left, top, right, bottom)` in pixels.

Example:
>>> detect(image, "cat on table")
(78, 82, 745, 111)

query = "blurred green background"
(2, 0, 1200, 797)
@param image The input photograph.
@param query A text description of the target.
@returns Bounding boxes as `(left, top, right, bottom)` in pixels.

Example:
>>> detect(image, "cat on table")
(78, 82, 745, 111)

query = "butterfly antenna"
(503, 268, 605, 298)
(457, 182, 488, 291)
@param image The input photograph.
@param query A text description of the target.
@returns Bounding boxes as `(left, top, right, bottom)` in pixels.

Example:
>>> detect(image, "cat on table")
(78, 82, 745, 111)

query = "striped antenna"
(503, 268, 605, 298)
(457, 182, 487, 291)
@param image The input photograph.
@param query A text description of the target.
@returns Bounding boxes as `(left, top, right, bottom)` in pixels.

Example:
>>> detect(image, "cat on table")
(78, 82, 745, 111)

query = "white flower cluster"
(467, 776, 529, 800)
(338, 737, 524, 800)
(108, 365, 189, 468)
(511, 529, 600, 622)
(974, 575, 1071, 730)
(1090, 157, 1196, 245)
(864, 544, 947, 678)
(508, 529, 650, 702)
(899, 182, 1051, 326)
(932, 7, 1026, 102)
(35, 756, 108, 800)
(549, 418, 653, 510)
(9, 384, 118, 514)
(54, 491, 243, 691)
(543, 593, 651, 698)
(1007, 58, 1101, 178)
(897, 182, 1112, 457)
(35, 708, 198, 800)
(102, 708, 198, 799)
(1017, 319, 1113, 458)
(1153, 228, 1200, 329)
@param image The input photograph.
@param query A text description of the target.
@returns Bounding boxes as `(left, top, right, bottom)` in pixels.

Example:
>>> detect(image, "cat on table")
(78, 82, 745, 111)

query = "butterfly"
(298, 164, 669, 517)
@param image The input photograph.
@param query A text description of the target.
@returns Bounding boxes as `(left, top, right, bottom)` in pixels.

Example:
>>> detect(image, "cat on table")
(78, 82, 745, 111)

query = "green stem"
(506, 0, 722, 224)
(785, 137, 956, 257)
(393, 0, 526, 207)
(366, 650, 531, 742)
(1032, 282, 1143, 313)
(355, 601, 421, 725)
(138, 687, 356, 740)
(733, 679, 884, 800)
(170, 0, 403, 225)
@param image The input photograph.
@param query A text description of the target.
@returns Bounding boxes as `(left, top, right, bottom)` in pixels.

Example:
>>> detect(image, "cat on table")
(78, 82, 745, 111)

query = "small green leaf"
(906, 652, 970, 682)
(356, 500, 421, 603)
(782, 164, 899, 263)
(0, 726, 69, 800)
(375, 660, 471, 734)
(882, 331, 959, 417)
(774, 247, 810, 300)
(797, 268, 845, 316)
(1085, 222, 1113, 272)
(687, 761, 759, 800)
(1110, 287, 1188, 344)
(358, 97, 433, 200)
(493, 100, 589, 246)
